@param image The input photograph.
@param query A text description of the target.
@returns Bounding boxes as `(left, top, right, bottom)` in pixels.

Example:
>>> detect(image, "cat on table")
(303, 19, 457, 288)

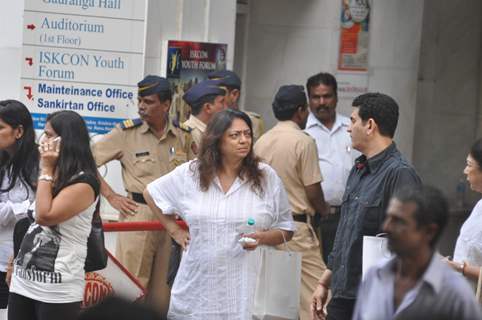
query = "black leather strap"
(293, 214, 307, 223)
(131, 192, 147, 204)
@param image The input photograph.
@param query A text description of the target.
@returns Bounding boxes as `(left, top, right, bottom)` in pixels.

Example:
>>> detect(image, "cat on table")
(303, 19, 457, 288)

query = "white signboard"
(336, 72, 368, 99)
(21, 0, 147, 134)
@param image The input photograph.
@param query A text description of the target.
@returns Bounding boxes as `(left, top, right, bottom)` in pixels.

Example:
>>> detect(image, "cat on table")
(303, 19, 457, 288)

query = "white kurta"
(454, 199, 482, 289)
(147, 161, 295, 320)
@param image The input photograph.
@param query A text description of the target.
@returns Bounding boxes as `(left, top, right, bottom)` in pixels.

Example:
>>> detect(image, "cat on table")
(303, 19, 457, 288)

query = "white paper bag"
(82, 251, 145, 308)
(252, 247, 302, 320)
(362, 235, 393, 279)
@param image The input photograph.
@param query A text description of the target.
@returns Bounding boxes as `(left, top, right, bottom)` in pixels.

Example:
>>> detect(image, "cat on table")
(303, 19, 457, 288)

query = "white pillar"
(0, 1, 24, 100)
(368, 0, 425, 161)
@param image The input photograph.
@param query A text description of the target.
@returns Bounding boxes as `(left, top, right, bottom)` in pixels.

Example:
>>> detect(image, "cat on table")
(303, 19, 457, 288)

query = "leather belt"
(328, 206, 341, 215)
(292, 214, 307, 223)
(131, 192, 147, 205)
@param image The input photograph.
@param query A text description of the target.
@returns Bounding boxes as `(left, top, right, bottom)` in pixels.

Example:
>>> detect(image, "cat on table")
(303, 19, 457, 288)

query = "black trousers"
(327, 297, 356, 320)
(8, 292, 81, 320)
(0, 272, 8, 308)
(319, 211, 341, 263)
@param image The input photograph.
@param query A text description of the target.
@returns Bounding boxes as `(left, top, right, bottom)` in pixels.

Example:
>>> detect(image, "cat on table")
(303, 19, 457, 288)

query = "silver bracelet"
(38, 174, 54, 182)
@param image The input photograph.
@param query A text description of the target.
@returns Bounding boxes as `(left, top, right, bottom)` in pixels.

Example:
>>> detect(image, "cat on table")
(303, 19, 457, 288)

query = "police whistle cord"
(102, 220, 188, 232)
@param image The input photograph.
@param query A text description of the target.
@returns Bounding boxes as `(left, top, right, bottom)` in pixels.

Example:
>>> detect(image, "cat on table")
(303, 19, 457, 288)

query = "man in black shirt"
(311, 93, 422, 320)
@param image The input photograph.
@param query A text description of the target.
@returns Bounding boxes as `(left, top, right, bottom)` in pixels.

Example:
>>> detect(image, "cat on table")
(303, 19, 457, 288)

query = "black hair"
(45, 111, 99, 195)
(469, 138, 482, 168)
(0, 100, 39, 194)
(352, 92, 399, 138)
(272, 101, 307, 121)
(195, 109, 264, 196)
(393, 185, 448, 248)
(190, 94, 219, 116)
(306, 72, 338, 98)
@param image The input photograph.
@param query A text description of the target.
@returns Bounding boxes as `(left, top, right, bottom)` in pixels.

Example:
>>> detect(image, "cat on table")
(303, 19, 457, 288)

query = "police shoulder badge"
(246, 111, 261, 119)
(119, 118, 143, 130)
(172, 119, 192, 133)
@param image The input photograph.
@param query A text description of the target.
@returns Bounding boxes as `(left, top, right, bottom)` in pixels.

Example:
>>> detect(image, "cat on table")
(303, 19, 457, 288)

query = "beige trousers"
(278, 221, 326, 320)
(115, 204, 171, 316)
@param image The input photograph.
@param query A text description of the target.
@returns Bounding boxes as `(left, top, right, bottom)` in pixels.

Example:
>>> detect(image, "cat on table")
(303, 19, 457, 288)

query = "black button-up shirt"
(327, 143, 421, 300)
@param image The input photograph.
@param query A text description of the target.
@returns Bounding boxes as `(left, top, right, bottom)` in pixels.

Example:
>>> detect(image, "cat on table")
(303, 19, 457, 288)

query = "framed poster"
(163, 40, 227, 123)
(338, 0, 370, 72)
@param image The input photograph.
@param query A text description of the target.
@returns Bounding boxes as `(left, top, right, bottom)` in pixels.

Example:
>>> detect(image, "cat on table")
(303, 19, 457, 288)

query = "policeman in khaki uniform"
(254, 85, 328, 320)
(182, 79, 227, 149)
(208, 70, 265, 141)
(92, 75, 195, 315)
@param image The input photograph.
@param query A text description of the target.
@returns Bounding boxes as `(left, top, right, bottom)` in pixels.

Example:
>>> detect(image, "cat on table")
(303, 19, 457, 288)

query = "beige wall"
(242, 0, 424, 161)
(413, 0, 482, 206)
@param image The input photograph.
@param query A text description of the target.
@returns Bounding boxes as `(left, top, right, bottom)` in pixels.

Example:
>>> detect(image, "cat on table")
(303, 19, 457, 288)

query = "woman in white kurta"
(145, 109, 295, 319)
(447, 139, 482, 291)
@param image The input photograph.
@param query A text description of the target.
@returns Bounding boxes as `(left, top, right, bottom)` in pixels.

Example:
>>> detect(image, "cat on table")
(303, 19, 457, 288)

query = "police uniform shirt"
(92, 119, 194, 193)
(254, 120, 323, 216)
(182, 114, 206, 149)
(245, 111, 265, 141)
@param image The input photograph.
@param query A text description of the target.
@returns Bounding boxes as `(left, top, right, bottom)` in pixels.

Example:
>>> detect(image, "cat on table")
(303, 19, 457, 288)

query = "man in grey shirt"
(353, 186, 482, 320)
(311, 93, 421, 320)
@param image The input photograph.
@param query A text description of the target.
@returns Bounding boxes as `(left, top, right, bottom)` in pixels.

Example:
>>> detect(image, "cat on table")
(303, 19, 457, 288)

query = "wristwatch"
(38, 174, 54, 182)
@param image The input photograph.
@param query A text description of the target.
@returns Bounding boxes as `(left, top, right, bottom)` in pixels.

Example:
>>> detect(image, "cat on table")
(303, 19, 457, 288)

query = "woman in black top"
(9, 110, 100, 320)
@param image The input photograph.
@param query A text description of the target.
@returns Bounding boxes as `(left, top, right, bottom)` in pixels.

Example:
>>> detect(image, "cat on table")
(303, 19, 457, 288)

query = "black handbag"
(84, 200, 108, 272)
(13, 212, 34, 258)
